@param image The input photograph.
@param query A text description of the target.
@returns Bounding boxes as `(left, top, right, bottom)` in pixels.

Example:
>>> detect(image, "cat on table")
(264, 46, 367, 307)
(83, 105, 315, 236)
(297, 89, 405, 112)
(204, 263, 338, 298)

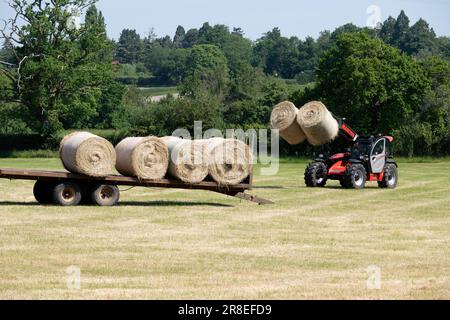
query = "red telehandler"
(304, 118, 398, 189)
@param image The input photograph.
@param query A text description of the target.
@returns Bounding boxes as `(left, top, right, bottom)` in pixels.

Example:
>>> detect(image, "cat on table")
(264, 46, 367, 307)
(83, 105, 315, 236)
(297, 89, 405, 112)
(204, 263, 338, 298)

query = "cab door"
(370, 138, 386, 173)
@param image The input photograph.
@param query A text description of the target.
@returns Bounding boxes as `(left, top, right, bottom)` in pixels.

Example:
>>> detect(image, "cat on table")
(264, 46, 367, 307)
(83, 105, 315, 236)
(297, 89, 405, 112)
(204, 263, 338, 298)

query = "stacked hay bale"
(270, 101, 306, 145)
(115, 137, 169, 180)
(60, 132, 116, 177)
(271, 100, 339, 147)
(203, 138, 253, 185)
(162, 137, 209, 184)
(58, 132, 254, 185)
(297, 101, 339, 146)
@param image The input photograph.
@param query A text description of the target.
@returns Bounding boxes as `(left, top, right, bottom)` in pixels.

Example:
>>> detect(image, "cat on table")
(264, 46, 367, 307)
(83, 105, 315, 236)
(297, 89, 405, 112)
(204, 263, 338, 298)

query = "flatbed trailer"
(0, 168, 273, 206)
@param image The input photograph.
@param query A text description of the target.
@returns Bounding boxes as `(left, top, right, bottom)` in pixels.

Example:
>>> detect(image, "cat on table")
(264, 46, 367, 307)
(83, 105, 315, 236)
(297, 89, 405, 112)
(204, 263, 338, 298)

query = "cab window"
(373, 140, 385, 155)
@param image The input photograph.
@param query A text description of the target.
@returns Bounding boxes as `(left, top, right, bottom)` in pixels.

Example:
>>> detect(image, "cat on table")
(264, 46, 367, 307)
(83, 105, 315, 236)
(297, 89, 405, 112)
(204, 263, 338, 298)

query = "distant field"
(0, 158, 449, 299)
(137, 86, 178, 97)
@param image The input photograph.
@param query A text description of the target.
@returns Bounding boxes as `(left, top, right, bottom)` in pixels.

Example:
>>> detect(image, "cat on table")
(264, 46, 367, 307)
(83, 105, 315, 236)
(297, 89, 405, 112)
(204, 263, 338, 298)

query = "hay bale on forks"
(297, 101, 339, 146)
(204, 138, 253, 185)
(59, 132, 116, 177)
(115, 137, 169, 180)
(162, 137, 209, 184)
(271, 101, 307, 145)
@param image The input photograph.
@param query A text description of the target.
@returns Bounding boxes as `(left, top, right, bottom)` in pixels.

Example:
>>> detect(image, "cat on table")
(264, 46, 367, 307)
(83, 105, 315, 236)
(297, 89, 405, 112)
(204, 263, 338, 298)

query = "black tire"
(378, 163, 398, 189)
(304, 162, 328, 187)
(52, 182, 82, 206)
(91, 184, 120, 206)
(342, 164, 367, 189)
(33, 181, 54, 204)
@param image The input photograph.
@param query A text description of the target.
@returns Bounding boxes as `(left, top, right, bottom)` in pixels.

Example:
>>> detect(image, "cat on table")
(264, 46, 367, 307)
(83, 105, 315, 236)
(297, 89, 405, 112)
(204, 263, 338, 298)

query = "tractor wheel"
(91, 184, 120, 207)
(378, 163, 398, 189)
(33, 181, 54, 204)
(342, 164, 367, 189)
(304, 162, 328, 187)
(52, 182, 82, 206)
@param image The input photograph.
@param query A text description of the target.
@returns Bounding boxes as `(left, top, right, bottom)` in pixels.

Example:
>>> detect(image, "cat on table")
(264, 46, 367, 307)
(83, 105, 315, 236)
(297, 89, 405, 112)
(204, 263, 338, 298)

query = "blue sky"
(1, 0, 449, 40)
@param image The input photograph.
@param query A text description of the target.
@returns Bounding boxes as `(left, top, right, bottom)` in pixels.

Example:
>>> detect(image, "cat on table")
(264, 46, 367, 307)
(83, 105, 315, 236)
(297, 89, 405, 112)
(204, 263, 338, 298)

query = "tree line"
(114, 10, 449, 85)
(0, 0, 449, 156)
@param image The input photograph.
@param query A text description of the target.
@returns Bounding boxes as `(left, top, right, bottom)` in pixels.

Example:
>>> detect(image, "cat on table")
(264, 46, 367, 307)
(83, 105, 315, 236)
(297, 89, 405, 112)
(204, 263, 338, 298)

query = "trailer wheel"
(52, 182, 82, 206)
(91, 184, 120, 206)
(33, 181, 54, 204)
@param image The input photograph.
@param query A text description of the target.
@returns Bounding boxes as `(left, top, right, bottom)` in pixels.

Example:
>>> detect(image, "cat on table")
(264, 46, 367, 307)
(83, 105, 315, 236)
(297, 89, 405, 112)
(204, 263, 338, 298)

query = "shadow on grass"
(0, 201, 233, 208)
(307, 186, 382, 190)
(0, 202, 41, 206)
(118, 201, 233, 208)
(253, 186, 287, 190)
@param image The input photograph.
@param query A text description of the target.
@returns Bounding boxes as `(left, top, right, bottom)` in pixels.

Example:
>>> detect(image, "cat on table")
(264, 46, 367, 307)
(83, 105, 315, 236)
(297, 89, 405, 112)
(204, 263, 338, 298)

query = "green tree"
(406, 19, 437, 55)
(180, 44, 229, 100)
(331, 23, 361, 40)
(436, 37, 450, 59)
(391, 10, 411, 52)
(419, 57, 450, 152)
(227, 62, 264, 101)
(173, 25, 186, 48)
(0, 0, 116, 138)
(92, 82, 127, 129)
(317, 32, 430, 134)
(116, 29, 142, 64)
(379, 16, 397, 43)
(254, 28, 300, 78)
(143, 43, 189, 85)
(82, 5, 126, 129)
(220, 32, 253, 71)
(182, 28, 199, 48)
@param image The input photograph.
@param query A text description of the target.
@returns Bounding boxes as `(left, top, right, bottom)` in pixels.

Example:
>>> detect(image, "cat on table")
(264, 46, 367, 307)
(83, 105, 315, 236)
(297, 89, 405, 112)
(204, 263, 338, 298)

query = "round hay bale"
(204, 138, 253, 185)
(162, 137, 208, 184)
(59, 132, 116, 177)
(271, 101, 307, 145)
(115, 137, 169, 180)
(297, 101, 339, 146)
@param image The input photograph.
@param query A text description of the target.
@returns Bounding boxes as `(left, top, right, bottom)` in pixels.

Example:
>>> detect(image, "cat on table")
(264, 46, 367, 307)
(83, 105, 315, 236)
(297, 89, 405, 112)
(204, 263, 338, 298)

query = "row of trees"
(115, 23, 254, 85)
(0, 1, 449, 156)
(114, 11, 450, 84)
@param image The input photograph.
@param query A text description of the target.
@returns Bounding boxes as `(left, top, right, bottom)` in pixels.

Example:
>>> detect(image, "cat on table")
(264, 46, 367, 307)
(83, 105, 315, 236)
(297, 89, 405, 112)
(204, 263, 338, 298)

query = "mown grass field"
(0, 158, 449, 299)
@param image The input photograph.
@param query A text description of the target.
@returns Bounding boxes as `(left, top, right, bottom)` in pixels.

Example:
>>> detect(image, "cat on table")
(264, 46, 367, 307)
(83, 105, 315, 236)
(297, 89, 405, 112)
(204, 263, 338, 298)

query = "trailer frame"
(0, 168, 273, 206)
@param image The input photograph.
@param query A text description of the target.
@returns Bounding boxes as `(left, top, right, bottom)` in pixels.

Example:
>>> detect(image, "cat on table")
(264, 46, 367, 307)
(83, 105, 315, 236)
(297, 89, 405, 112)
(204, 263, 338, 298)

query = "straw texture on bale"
(204, 138, 253, 185)
(297, 101, 339, 146)
(271, 101, 306, 145)
(162, 137, 209, 184)
(59, 132, 116, 177)
(115, 137, 169, 180)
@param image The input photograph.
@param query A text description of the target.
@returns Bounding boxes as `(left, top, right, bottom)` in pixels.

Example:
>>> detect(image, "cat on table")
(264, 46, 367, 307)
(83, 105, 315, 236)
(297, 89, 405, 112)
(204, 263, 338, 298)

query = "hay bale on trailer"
(59, 132, 116, 177)
(271, 101, 307, 145)
(297, 101, 339, 146)
(115, 137, 169, 180)
(204, 138, 253, 185)
(162, 137, 209, 184)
